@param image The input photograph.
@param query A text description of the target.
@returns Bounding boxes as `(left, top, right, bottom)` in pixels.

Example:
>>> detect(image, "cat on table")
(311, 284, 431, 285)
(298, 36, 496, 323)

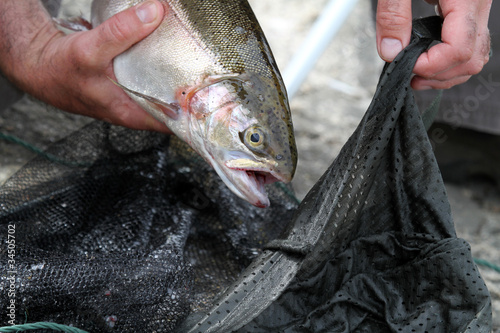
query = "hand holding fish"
(1, 0, 297, 207)
(0, 0, 170, 133)
(375, 0, 492, 90)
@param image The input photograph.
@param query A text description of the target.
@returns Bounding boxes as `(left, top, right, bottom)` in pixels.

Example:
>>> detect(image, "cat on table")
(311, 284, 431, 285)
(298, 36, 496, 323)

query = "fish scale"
(91, 0, 297, 207)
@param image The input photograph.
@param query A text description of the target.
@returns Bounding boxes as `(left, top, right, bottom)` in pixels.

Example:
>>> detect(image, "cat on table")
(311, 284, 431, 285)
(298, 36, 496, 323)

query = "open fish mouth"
(221, 163, 285, 208)
(247, 170, 280, 186)
(198, 150, 285, 208)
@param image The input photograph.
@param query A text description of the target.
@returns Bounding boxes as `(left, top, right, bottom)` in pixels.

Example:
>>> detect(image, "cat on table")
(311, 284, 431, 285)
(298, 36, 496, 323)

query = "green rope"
(0, 322, 88, 333)
(0, 132, 90, 167)
(421, 89, 443, 131)
(274, 182, 301, 205)
(474, 257, 500, 273)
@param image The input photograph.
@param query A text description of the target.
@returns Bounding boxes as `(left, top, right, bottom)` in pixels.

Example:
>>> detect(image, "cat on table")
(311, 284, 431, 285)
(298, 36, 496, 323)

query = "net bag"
(179, 16, 492, 332)
(0, 17, 491, 332)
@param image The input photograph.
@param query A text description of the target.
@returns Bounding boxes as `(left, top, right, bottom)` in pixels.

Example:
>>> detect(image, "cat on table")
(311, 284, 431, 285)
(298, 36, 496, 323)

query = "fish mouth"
(221, 160, 285, 208)
(203, 151, 288, 208)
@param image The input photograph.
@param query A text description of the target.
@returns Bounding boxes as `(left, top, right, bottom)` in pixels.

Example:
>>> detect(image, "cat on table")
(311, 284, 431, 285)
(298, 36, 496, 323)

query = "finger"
(114, 106, 173, 133)
(92, 86, 173, 133)
(411, 74, 471, 90)
(76, 71, 172, 133)
(413, 2, 482, 78)
(415, 46, 489, 84)
(414, 26, 490, 83)
(141, 116, 173, 134)
(376, 0, 413, 62)
(81, 0, 164, 68)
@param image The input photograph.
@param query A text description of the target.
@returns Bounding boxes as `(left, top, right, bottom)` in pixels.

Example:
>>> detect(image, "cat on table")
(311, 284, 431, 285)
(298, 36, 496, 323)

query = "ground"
(0, 0, 498, 329)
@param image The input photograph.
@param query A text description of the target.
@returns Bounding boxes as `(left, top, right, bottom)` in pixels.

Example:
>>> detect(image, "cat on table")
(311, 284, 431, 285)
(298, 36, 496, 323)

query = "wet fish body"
(91, 0, 297, 207)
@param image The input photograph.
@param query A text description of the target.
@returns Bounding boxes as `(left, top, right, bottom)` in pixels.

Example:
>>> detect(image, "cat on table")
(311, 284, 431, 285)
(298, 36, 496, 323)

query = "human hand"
(0, 0, 171, 133)
(375, 0, 492, 90)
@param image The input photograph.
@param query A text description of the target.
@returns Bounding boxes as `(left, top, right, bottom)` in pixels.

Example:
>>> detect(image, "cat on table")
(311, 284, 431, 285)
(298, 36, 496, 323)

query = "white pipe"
(283, 0, 360, 99)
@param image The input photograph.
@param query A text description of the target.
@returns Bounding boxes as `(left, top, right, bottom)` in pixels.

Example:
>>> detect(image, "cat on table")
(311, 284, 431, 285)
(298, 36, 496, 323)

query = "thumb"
(376, 0, 413, 62)
(87, 0, 164, 66)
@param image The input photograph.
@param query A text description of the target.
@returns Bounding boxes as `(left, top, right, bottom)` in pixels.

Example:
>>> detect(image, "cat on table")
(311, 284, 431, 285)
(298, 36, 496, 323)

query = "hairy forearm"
(0, 0, 170, 132)
(0, 0, 63, 92)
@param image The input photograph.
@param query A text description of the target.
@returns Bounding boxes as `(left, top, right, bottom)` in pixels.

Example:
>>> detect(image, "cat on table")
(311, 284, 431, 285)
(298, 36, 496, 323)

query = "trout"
(91, 0, 297, 207)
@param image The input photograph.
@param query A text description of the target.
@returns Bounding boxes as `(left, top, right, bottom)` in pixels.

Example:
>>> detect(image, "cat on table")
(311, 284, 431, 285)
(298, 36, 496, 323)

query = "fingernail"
(380, 38, 403, 61)
(136, 1, 157, 23)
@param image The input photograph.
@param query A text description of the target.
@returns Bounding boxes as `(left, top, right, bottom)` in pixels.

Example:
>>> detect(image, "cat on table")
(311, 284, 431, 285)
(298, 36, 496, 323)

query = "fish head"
(181, 73, 297, 208)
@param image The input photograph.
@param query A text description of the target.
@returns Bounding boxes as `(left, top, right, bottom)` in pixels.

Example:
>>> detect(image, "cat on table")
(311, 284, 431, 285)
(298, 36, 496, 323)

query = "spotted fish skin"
(91, 0, 297, 207)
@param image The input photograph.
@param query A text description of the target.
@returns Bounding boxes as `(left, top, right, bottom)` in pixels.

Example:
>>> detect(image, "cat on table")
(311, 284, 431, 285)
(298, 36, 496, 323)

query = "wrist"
(0, 1, 63, 97)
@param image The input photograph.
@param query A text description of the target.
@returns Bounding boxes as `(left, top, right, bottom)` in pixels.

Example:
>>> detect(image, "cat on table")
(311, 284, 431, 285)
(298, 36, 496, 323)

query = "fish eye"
(250, 133, 260, 143)
(243, 126, 266, 148)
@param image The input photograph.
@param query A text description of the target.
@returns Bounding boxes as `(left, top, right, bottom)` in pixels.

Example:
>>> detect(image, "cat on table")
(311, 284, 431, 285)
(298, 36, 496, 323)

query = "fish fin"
(53, 17, 92, 32)
(107, 76, 180, 120)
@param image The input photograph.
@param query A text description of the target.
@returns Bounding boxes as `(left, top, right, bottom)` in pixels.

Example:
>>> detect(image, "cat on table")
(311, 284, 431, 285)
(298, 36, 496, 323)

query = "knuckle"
(483, 52, 490, 65)
(377, 10, 411, 31)
(413, 64, 435, 80)
(416, 67, 435, 80)
(376, 0, 411, 32)
(466, 60, 485, 76)
(481, 30, 491, 62)
(69, 39, 95, 69)
(452, 45, 474, 64)
(440, 81, 456, 90)
(109, 100, 134, 124)
(442, 76, 471, 89)
(103, 16, 131, 43)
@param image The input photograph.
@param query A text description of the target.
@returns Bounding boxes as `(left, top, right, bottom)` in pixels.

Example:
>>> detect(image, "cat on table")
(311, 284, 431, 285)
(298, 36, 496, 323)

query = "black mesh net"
(0, 17, 492, 332)
(0, 123, 297, 331)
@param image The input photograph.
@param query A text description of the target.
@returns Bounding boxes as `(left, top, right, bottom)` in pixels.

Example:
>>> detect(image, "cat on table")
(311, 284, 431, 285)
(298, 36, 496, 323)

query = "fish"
(90, 0, 297, 208)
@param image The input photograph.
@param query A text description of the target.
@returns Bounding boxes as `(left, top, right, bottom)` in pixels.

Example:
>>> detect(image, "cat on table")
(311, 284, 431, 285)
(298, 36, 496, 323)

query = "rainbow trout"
(90, 0, 297, 208)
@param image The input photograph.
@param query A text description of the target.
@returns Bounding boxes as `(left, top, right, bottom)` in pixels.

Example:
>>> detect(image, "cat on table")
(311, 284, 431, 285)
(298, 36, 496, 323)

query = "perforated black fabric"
(180, 17, 492, 333)
(0, 17, 491, 333)
(0, 126, 296, 331)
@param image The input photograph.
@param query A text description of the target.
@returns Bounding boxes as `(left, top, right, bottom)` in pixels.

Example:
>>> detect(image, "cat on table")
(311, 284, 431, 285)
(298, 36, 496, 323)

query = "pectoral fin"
(108, 76, 179, 120)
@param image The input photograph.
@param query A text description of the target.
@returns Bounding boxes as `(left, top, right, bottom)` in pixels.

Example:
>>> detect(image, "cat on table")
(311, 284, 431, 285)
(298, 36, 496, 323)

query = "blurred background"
(0, 0, 498, 329)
